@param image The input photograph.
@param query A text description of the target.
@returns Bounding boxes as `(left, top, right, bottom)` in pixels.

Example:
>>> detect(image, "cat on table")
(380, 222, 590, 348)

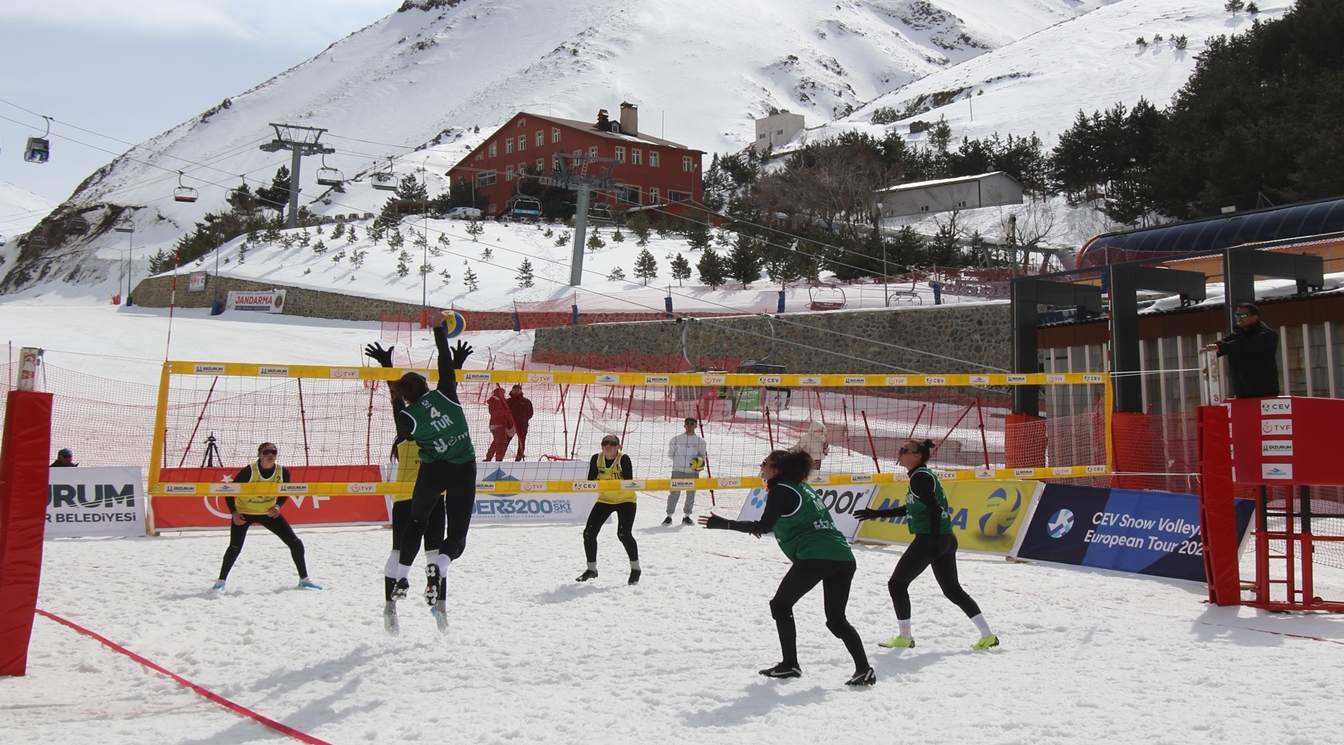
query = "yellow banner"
(853, 480, 1042, 555)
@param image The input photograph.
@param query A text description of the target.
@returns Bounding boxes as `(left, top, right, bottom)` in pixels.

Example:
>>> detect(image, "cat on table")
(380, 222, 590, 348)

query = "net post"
(148, 362, 171, 494)
(0, 388, 53, 676)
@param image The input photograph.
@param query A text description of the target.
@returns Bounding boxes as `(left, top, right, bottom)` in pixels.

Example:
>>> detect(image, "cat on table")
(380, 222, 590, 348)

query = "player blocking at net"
(385, 309, 477, 632)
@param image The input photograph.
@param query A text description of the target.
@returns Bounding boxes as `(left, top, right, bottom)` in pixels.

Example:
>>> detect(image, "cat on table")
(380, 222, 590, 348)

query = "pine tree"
(396, 250, 411, 277)
(237, 243, 248, 265)
(1225, 0, 1244, 14)
(684, 211, 711, 250)
(463, 267, 479, 292)
(349, 248, 366, 268)
(607, 267, 626, 282)
(465, 220, 484, 241)
(627, 211, 652, 246)
(633, 248, 658, 285)
(387, 228, 404, 251)
(611, 228, 625, 243)
(670, 253, 692, 286)
(312, 238, 327, 255)
(696, 248, 727, 289)
(481, 246, 493, 260)
(516, 259, 535, 288)
(331, 222, 345, 239)
(298, 229, 312, 248)
(587, 230, 606, 252)
(256, 166, 291, 218)
(346, 225, 358, 244)
(726, 236, 762, 288)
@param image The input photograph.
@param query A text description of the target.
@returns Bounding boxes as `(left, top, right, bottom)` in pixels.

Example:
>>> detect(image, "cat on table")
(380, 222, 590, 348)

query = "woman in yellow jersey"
(367, 342, 447, 635)
(213, 442, 320, 591)
(576, 435, 641, 585)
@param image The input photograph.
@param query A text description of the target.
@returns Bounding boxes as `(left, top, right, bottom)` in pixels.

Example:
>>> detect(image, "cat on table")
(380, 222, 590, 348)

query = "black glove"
(853, 508, 883, 521)
(703, 515, 730, 530)
(451, 340, 473, 368)
(364, 342, 395, 368)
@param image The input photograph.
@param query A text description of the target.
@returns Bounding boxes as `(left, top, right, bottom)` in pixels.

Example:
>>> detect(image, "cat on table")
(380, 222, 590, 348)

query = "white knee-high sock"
(899, 619, 912, 637)
(383, 550, 400, 577)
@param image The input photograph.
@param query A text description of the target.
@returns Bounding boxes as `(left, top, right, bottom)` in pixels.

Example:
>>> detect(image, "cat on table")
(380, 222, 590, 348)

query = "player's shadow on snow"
(679, 681, 833, 725)
(533, 582, 616, 604)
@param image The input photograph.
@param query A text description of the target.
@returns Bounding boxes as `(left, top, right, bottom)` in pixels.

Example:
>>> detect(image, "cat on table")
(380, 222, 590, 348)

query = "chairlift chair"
(65, 215, 90, 234)
(27, 233, 48, 250)
(808, 284, 847, 311)
(24, 115, 52, 164)
(173, 171, 199, 203)
(511, 196, 542, 219)
(316, 154, 344, 187)
(0, 234, 7, 247)
(113, 219, 134, 234)
(371, 158, 397, 191)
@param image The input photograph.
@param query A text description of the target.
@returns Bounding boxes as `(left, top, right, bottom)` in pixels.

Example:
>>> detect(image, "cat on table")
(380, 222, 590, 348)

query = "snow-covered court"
(6, 514, 1344, 744)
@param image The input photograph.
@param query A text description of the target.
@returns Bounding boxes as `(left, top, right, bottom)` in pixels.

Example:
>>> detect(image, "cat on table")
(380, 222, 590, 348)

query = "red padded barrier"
(0, 391, 54, 676)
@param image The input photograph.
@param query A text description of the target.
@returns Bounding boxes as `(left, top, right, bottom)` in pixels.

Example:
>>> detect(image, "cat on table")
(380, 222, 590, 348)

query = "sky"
(0, 0, 396, 203)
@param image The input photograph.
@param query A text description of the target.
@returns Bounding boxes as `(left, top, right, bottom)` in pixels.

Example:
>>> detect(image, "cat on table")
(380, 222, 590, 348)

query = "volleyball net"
(147, 362, 1112, 499)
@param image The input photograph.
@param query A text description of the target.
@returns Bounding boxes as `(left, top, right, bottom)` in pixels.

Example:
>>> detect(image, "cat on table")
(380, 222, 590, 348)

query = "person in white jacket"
(665, 417, 708, 525)
(797, 420, 829, 470)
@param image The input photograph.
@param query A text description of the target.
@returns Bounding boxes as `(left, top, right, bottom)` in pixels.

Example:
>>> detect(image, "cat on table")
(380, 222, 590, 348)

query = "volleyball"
(977, 487, 1023, 537)
(689, 457, 705, 471)
(441, 310, 467, 338)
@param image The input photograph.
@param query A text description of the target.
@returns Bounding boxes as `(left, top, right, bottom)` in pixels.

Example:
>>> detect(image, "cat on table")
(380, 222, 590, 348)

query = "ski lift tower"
(538, 152, 618, 286)
(259, 124, 335, 229)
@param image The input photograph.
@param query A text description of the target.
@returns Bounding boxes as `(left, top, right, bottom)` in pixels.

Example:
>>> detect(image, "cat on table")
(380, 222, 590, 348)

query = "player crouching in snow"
(213, 442, 321, 592)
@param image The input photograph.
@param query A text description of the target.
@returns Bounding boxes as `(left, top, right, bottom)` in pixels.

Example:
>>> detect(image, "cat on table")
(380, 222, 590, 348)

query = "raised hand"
(451, 340, 474, 368)
(364, 342, 395, 368)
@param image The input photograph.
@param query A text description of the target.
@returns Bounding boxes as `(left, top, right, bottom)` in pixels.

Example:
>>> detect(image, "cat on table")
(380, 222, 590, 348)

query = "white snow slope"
(1, 303, 1343, 744)
(4, 0, 1109, 294)
(0, 178, 56, 270)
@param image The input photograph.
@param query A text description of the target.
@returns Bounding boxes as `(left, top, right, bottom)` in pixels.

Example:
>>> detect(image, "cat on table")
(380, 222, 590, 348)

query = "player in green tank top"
(701, 448, 875, 686)
(854, 438, 999, 651)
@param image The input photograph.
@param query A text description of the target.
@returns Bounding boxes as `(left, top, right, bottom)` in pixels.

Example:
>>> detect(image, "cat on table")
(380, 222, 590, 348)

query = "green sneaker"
(878, 635, 915, 649)
(972, 634, 1000, 650)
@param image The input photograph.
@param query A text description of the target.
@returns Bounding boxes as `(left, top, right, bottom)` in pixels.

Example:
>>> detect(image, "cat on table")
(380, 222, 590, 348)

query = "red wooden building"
(447, 103, 704, 218)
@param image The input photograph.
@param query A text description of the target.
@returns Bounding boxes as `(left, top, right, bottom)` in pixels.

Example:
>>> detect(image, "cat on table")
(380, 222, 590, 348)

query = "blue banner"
(1015, 484, 1254, 582)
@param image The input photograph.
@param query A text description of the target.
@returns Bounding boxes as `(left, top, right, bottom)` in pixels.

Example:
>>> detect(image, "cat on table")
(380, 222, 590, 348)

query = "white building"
(754, 112, 805, 153)
(876, 171, 1024, 219)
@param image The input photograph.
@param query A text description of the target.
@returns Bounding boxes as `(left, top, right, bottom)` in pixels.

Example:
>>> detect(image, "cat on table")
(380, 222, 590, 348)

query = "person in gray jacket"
(664, 417, 708, 526)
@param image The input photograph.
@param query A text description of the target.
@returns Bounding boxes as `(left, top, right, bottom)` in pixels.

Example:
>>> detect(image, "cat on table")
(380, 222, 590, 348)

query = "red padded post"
(1196, 405, 1240, 606)
(0, 390, 54, 676)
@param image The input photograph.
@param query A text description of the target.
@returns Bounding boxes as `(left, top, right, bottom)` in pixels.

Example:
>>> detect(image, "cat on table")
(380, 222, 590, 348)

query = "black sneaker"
(846, 667, 877, 686)
(661, 516, 673, 526)
(576, 569, 599, 582)
(390, 577, 410, 601)
(758, 663, 802, 679)
(682, 516, 694, 526)
(628, 569, 641, 585)
(425, 565, 441, 606)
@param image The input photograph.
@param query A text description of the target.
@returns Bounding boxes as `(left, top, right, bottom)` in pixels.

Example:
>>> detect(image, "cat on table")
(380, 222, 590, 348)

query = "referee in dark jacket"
(1203, 302, 1280, 398)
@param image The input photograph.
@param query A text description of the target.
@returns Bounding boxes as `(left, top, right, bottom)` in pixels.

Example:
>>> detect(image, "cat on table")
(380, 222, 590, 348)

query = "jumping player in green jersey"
(386, 310, 476, 632)
(700, 448, 875, 686)
(366, 341, 448, 635)
(854, 438, 998, 650)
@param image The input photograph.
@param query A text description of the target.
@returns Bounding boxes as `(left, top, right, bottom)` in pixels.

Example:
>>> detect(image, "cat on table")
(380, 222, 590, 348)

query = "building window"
(589, 146, 599, 157)
(758, 133, 766, 140)
(505, 166, 514, 181)
(536, 158, 544, 173)
(649, 188, 660, 203)
(668, 190, 691, 203)
(518, 135, 526, 151)
(477, 170, 496, 187)
(505, 139, 514, 154)
(476, 152, 484, 161)
(553, 127, 561, 143)
(519, 162, 527, 175)
(614, 146, 625, 163)
(536, 131, 544, 147)
(649, 151, 659, 167)
(518, 118, 526, 128)
(632, 149, 642, 166)
(488, 143, 497, 157)
(682, 156, 692, 172)
(777, 129, 784, 135)
(553, 154, 562, 171)
(616, 185, 640, 204)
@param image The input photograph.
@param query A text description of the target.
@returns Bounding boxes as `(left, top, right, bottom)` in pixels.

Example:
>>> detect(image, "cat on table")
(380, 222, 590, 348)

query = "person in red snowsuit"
(484, 386, 515, 461)
(507, 385, 534, 461)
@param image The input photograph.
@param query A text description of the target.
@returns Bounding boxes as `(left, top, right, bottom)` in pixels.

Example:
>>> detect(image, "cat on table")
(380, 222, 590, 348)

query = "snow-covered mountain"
(2, 0, 1109, 295)
(0, 179, 56, 278)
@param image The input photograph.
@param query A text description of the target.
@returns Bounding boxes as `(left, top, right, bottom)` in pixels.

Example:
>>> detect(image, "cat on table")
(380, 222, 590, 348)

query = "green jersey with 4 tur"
(771, 480, 855, 563)
(403, 389, 475, 464)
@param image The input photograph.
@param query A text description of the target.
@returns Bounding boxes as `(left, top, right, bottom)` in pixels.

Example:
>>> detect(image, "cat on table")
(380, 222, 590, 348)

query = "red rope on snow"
(35, 609, 333, 745)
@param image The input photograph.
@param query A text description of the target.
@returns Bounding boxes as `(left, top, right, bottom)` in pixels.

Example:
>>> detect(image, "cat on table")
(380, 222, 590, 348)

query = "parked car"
(447, 207, 482, 219)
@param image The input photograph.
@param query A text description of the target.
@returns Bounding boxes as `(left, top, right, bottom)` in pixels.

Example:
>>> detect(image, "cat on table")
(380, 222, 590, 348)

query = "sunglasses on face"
(602, 441, 618, 447)
(1235, 313, 1251, 319)
(260, 449, 278, 456)
(759, 461, 770, 468)
(898, 447, 916, 455)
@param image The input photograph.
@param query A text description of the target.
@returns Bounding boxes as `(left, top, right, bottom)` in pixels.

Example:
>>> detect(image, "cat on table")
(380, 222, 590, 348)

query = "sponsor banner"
(1014, 484, 1254, 582)
(736, 481, 879, 539)
(474, 461, 595, 523)
(151, 464, 389, 530)
(852, 480, 1041, 554)
(188, 271, 207, 292)
(47, 466, 146, 538)
(225, 289, 285, 313)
